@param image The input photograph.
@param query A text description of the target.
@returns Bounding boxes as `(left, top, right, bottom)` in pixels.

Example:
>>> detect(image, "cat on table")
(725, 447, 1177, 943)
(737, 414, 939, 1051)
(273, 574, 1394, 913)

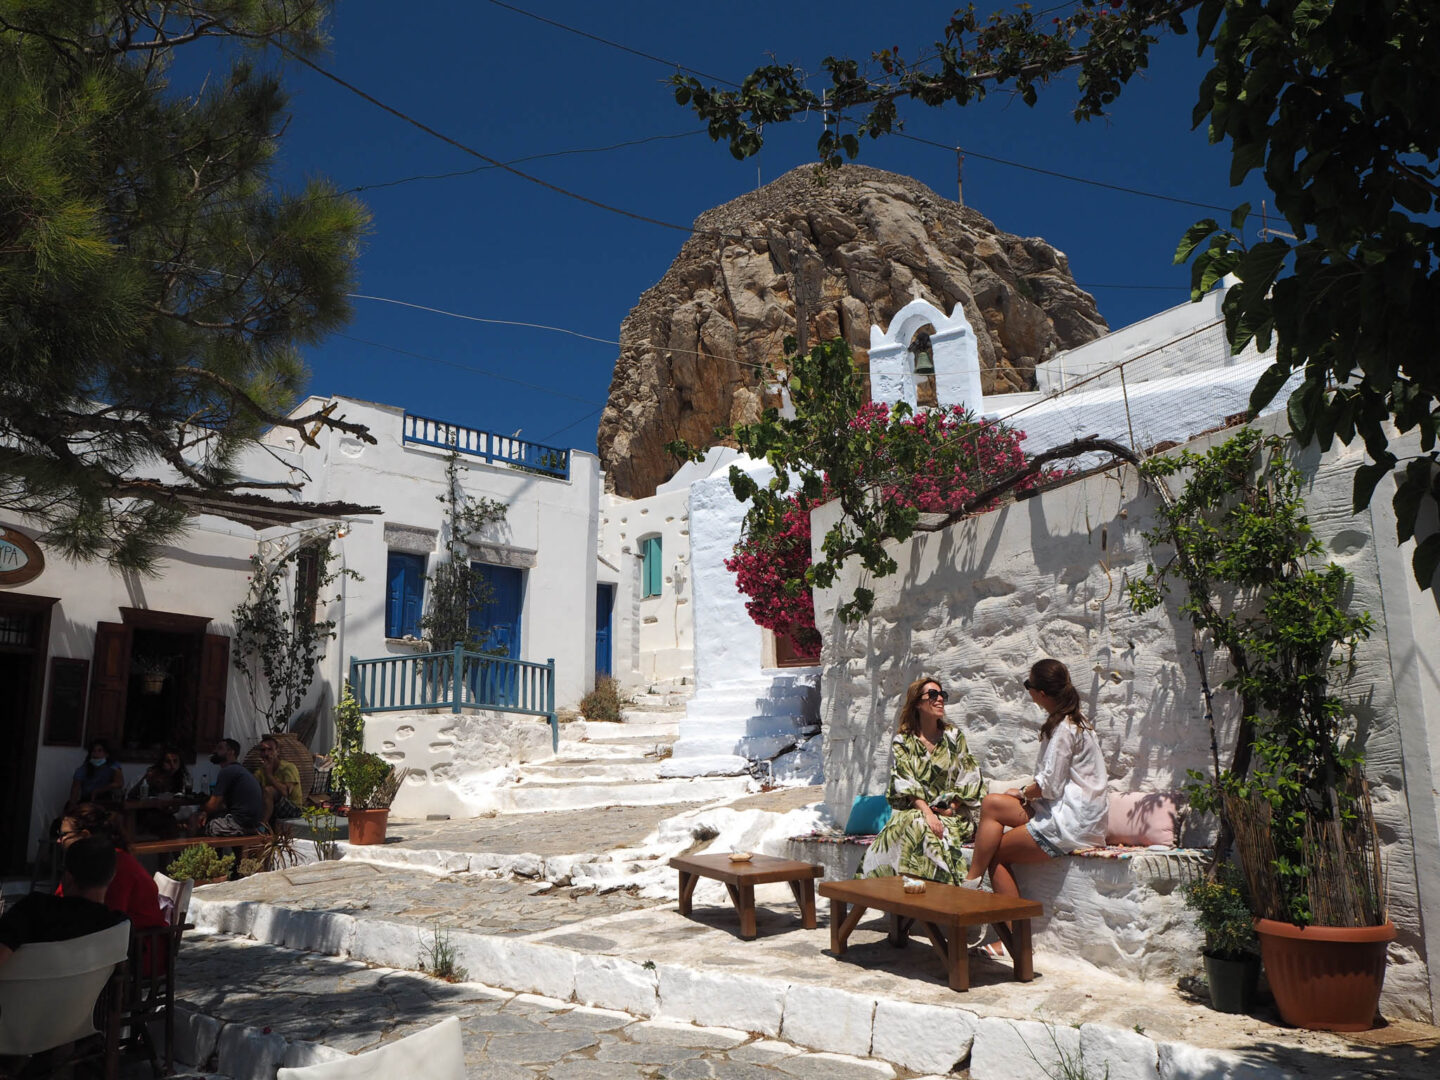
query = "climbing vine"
(421, 450, 509, 651)
(1128, 429, 1377, 924)
(232, 540, 359, 734)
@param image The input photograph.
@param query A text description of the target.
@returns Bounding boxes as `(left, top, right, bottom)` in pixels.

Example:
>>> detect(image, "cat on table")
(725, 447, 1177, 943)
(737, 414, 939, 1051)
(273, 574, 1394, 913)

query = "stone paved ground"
(178, 934, 926, 1080)
(196, 862, 661, 935)
(381, 803, 714, 857)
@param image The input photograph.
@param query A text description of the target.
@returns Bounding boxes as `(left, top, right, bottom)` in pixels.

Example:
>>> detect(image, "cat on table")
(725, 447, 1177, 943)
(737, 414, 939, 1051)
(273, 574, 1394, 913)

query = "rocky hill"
(597, 165, 1108, 497)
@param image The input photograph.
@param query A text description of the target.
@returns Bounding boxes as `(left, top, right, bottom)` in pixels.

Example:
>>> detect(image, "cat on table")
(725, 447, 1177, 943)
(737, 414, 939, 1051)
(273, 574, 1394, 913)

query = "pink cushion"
(1105, 792, 1179, 847)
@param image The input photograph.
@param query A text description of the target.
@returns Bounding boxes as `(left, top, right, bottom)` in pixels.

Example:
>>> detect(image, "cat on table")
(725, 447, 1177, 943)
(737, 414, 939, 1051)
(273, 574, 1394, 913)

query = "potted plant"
(1132, 430, 1391, 1031)
(165, 844, 235, 885)
(1183, 865, 1260, 1013)
(131, 654, 173, 695)
(330, 683, 407, 845)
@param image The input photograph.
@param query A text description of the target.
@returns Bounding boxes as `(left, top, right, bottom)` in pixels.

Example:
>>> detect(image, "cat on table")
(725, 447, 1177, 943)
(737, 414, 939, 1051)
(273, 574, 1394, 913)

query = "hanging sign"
(0, 527, 45, 586)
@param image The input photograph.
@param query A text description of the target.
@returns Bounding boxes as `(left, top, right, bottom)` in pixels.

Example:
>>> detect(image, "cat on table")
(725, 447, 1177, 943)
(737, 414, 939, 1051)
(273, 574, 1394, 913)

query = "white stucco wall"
(5, 514, 268, 861)
(812, 414, 1440, 1022)
(253, 396, 602, 715)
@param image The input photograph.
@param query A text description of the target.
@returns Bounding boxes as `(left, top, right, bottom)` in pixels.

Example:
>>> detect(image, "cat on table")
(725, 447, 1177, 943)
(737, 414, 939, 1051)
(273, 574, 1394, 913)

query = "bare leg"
(966, 793, 1030, 881)
(989, 826, 1050, 897)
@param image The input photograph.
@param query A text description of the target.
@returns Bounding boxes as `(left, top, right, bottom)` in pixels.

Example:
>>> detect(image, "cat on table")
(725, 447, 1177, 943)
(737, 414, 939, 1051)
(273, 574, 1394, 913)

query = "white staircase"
(493, 689, 751, 812)
(662, 670, 821, 778)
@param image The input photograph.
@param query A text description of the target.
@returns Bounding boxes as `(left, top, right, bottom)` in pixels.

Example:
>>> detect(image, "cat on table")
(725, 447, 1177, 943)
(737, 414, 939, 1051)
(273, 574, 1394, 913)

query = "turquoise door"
(595, 583, 614, 677)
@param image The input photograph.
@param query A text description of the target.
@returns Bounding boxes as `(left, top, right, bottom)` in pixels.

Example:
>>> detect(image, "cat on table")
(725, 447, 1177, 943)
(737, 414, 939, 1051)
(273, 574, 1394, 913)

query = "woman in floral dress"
(859, 676, 987, 884)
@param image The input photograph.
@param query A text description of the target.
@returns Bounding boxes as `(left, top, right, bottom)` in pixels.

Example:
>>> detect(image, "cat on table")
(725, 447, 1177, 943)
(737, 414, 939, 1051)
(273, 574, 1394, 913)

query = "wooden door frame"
(0, 592, 58, 874)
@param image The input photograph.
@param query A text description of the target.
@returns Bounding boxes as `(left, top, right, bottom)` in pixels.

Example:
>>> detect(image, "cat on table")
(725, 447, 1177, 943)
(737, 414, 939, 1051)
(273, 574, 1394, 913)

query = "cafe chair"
(277, 1016, 464, 1080)
(121, 873, 195, 1075)
(0, 920, 131, 1071)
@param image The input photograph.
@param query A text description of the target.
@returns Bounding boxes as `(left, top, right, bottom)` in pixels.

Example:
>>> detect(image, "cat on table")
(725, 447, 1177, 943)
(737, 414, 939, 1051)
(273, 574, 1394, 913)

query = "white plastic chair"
(0, 920, 131, 1055)
(277, 1016, 465, 1080)
(152, 871, 194, 926)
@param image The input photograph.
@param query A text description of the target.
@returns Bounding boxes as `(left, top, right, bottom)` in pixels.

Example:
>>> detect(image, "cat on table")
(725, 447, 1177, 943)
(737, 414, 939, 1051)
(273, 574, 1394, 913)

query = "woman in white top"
(963, 658, 1108, 898)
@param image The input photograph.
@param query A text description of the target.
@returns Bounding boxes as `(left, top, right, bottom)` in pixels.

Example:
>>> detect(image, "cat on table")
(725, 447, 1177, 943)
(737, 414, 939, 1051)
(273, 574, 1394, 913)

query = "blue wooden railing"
(403, 413, 570, 480)
(349, 645, 558, 750)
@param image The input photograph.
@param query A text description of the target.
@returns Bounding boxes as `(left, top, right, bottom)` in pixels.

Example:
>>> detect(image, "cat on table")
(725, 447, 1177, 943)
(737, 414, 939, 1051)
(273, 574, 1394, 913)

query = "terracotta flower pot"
(346, 807, 389, 846)
(1255, 917, 1395, 1031)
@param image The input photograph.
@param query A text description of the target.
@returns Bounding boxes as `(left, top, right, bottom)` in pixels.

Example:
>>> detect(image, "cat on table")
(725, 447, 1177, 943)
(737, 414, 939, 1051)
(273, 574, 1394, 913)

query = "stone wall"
(367, 710, 553, 819)
(812, 413, 1440, 1021)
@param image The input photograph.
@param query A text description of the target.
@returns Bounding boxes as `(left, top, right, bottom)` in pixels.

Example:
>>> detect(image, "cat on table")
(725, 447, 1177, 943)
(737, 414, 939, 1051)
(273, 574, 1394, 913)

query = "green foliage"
(301, 805, 341, 861)
(1129, 429, 1375, 924)
(232, 541, 360, 733)
(420, 450, 509, 652)
(417, 924, 467, 983)
(334, 751, 401, 811)
(333, 682, 364, 762)
(238, 823, 299, 876)
(0, 1, 374, 570)
(677, 1, 1440, 591)
(1183, 864, 1258, 959)
(579, 676, 623, 722)
(165, 844, 235, 882)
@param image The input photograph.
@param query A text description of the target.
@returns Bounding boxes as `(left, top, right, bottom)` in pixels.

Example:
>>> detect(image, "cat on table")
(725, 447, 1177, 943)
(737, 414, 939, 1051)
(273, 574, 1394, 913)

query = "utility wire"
(896, 132, 1234, 213)
(484, 0, 738, 87)
(335, 332, 606, 407)
(538, 404, 608, 444)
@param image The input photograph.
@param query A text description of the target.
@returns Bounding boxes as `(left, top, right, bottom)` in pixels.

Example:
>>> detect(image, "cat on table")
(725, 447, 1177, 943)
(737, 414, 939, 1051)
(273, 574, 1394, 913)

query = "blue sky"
(259, 1, 1275, 456)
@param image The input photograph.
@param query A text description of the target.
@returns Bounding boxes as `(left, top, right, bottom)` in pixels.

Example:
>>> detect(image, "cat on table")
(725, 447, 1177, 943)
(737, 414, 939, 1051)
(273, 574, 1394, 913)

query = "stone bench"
(784, 831, 1207, 982)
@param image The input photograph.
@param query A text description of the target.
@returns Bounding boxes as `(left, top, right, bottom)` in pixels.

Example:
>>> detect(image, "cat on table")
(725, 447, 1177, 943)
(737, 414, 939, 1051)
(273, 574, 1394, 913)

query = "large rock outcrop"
(598, 165, 1107, 497)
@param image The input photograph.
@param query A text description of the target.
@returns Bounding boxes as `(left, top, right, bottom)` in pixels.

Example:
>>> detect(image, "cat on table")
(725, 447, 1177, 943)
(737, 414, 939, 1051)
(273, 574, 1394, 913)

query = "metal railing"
(349, 645, 558, 750)
(403, 413, 570, 480)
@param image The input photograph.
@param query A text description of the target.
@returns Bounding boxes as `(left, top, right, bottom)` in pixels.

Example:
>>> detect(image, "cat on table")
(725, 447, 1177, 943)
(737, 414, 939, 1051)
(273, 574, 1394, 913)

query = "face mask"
(209, 753, 225, 765)
(89, 756, 107, 766)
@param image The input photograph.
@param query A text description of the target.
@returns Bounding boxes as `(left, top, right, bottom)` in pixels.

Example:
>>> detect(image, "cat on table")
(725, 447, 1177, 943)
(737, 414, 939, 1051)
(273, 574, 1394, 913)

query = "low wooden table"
(668, 852, 824, 940)
(819, 876, 1043, 991)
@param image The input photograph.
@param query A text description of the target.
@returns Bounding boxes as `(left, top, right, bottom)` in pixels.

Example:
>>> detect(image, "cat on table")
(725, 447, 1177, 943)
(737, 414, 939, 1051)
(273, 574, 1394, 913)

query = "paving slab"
(379, 802, 716, 856)
(172, 934, 935, 1079)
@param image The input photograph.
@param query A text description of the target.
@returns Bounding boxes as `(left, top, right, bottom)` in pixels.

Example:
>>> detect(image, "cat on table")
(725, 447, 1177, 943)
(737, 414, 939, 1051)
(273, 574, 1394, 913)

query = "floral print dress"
(859, 727, 987, 884)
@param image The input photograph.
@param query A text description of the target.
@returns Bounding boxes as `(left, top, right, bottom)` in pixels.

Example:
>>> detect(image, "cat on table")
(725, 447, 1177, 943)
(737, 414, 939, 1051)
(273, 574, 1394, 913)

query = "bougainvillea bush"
(724, 396, 1061, 657)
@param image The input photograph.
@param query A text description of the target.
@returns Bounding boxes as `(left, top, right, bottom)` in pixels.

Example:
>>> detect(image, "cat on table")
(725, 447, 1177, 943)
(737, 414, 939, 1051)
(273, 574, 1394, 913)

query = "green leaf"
(1413, 534, 1440, 591)
(1174, 219, 1220, 264)
(1351, 460, 1392, 515)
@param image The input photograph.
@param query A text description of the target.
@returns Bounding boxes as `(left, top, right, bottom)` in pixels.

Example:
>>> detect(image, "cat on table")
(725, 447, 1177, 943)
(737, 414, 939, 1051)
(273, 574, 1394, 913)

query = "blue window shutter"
(386, 553, 425, 638)
(642, 537, 662, 598)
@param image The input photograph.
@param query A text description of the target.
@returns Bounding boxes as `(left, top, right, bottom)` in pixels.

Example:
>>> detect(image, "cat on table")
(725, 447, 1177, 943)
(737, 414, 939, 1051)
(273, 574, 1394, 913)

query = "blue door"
(470, 564, 524, 706)
(595, 584, 614, 678)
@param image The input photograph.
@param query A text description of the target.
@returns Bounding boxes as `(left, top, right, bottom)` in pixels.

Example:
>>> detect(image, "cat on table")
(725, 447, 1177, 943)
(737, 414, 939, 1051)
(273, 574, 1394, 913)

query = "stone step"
(169, 932, 912, 1080)
(657, 754, 750, 778)
(518, 759, 666, 783)
(494, 775, 750, 813)
(574, 719, 680, 742)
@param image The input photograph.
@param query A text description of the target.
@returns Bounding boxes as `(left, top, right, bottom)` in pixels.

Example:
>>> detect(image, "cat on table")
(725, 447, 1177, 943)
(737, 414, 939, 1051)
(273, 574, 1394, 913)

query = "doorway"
(595, 583, 614, 678)
(0, 594, 56, 875)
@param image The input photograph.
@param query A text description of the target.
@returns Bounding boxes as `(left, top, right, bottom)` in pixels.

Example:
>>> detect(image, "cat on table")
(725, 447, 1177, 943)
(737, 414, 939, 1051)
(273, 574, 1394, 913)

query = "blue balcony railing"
(349, 646, 557, 750)
(403, 413, 570, 480)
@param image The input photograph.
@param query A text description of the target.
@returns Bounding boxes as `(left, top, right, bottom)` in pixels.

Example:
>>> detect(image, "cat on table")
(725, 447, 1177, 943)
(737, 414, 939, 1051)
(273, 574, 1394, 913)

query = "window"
(641, 536, 663, 599)
(386, 552, 426, 638)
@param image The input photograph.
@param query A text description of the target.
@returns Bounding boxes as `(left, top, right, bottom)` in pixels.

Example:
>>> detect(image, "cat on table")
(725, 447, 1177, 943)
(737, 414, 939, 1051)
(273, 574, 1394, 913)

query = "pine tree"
(0, 1, 372, 570)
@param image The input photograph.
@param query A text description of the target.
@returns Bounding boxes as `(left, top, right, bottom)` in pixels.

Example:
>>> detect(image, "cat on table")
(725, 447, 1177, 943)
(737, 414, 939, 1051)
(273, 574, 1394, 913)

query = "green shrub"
(579, 676, 622, 722)
(165, 844, 235, 882)
(334, 751, 403, 810)
(1184, 865, 1258, 960)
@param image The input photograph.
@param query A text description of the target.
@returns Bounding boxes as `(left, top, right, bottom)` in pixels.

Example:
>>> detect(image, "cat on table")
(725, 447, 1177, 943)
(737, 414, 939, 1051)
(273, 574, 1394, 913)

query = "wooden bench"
(819, 876, 1043, 991)
(131, 834, 267, 860)
(669, 852, 824, 940)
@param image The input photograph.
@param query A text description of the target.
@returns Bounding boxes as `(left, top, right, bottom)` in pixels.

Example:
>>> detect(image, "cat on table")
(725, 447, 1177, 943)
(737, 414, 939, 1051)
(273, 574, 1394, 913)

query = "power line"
(897, 132, 1233, 213)
(347, 294, 619, 346)
(335, 332, 606, 407)
(344, 129, 707, 196)
(538, 404, 607, 444)
(484, 0, 738, 87)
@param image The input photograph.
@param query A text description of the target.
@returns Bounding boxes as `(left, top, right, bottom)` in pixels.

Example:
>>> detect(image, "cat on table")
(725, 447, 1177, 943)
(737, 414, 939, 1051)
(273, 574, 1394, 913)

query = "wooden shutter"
(386, 552, 425, 638)
(195, 633, 230, 750)
(86, 622, 132, 746)
(643, 537, 663, 598)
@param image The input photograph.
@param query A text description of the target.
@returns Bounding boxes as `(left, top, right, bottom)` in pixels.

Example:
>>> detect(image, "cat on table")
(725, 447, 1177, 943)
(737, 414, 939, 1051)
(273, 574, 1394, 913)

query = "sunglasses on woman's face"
(1023, 678, 1035, 691)
(923, 689, 949, 702)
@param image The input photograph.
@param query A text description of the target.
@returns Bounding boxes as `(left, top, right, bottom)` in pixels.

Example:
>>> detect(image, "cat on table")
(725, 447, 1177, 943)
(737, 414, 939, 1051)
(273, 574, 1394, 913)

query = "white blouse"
(1028, 719, 1108, 853)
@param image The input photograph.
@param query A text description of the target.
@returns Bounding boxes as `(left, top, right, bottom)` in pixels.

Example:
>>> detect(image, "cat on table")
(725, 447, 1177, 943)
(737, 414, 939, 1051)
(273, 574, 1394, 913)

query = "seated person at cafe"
(128, 746, 190, 798)
(67, 738, 124, 808)
(253, 736, 304, 823)
(0, 836, 127, 969)
(56, 804, 165, 940)
(189, 738, 266, 837)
